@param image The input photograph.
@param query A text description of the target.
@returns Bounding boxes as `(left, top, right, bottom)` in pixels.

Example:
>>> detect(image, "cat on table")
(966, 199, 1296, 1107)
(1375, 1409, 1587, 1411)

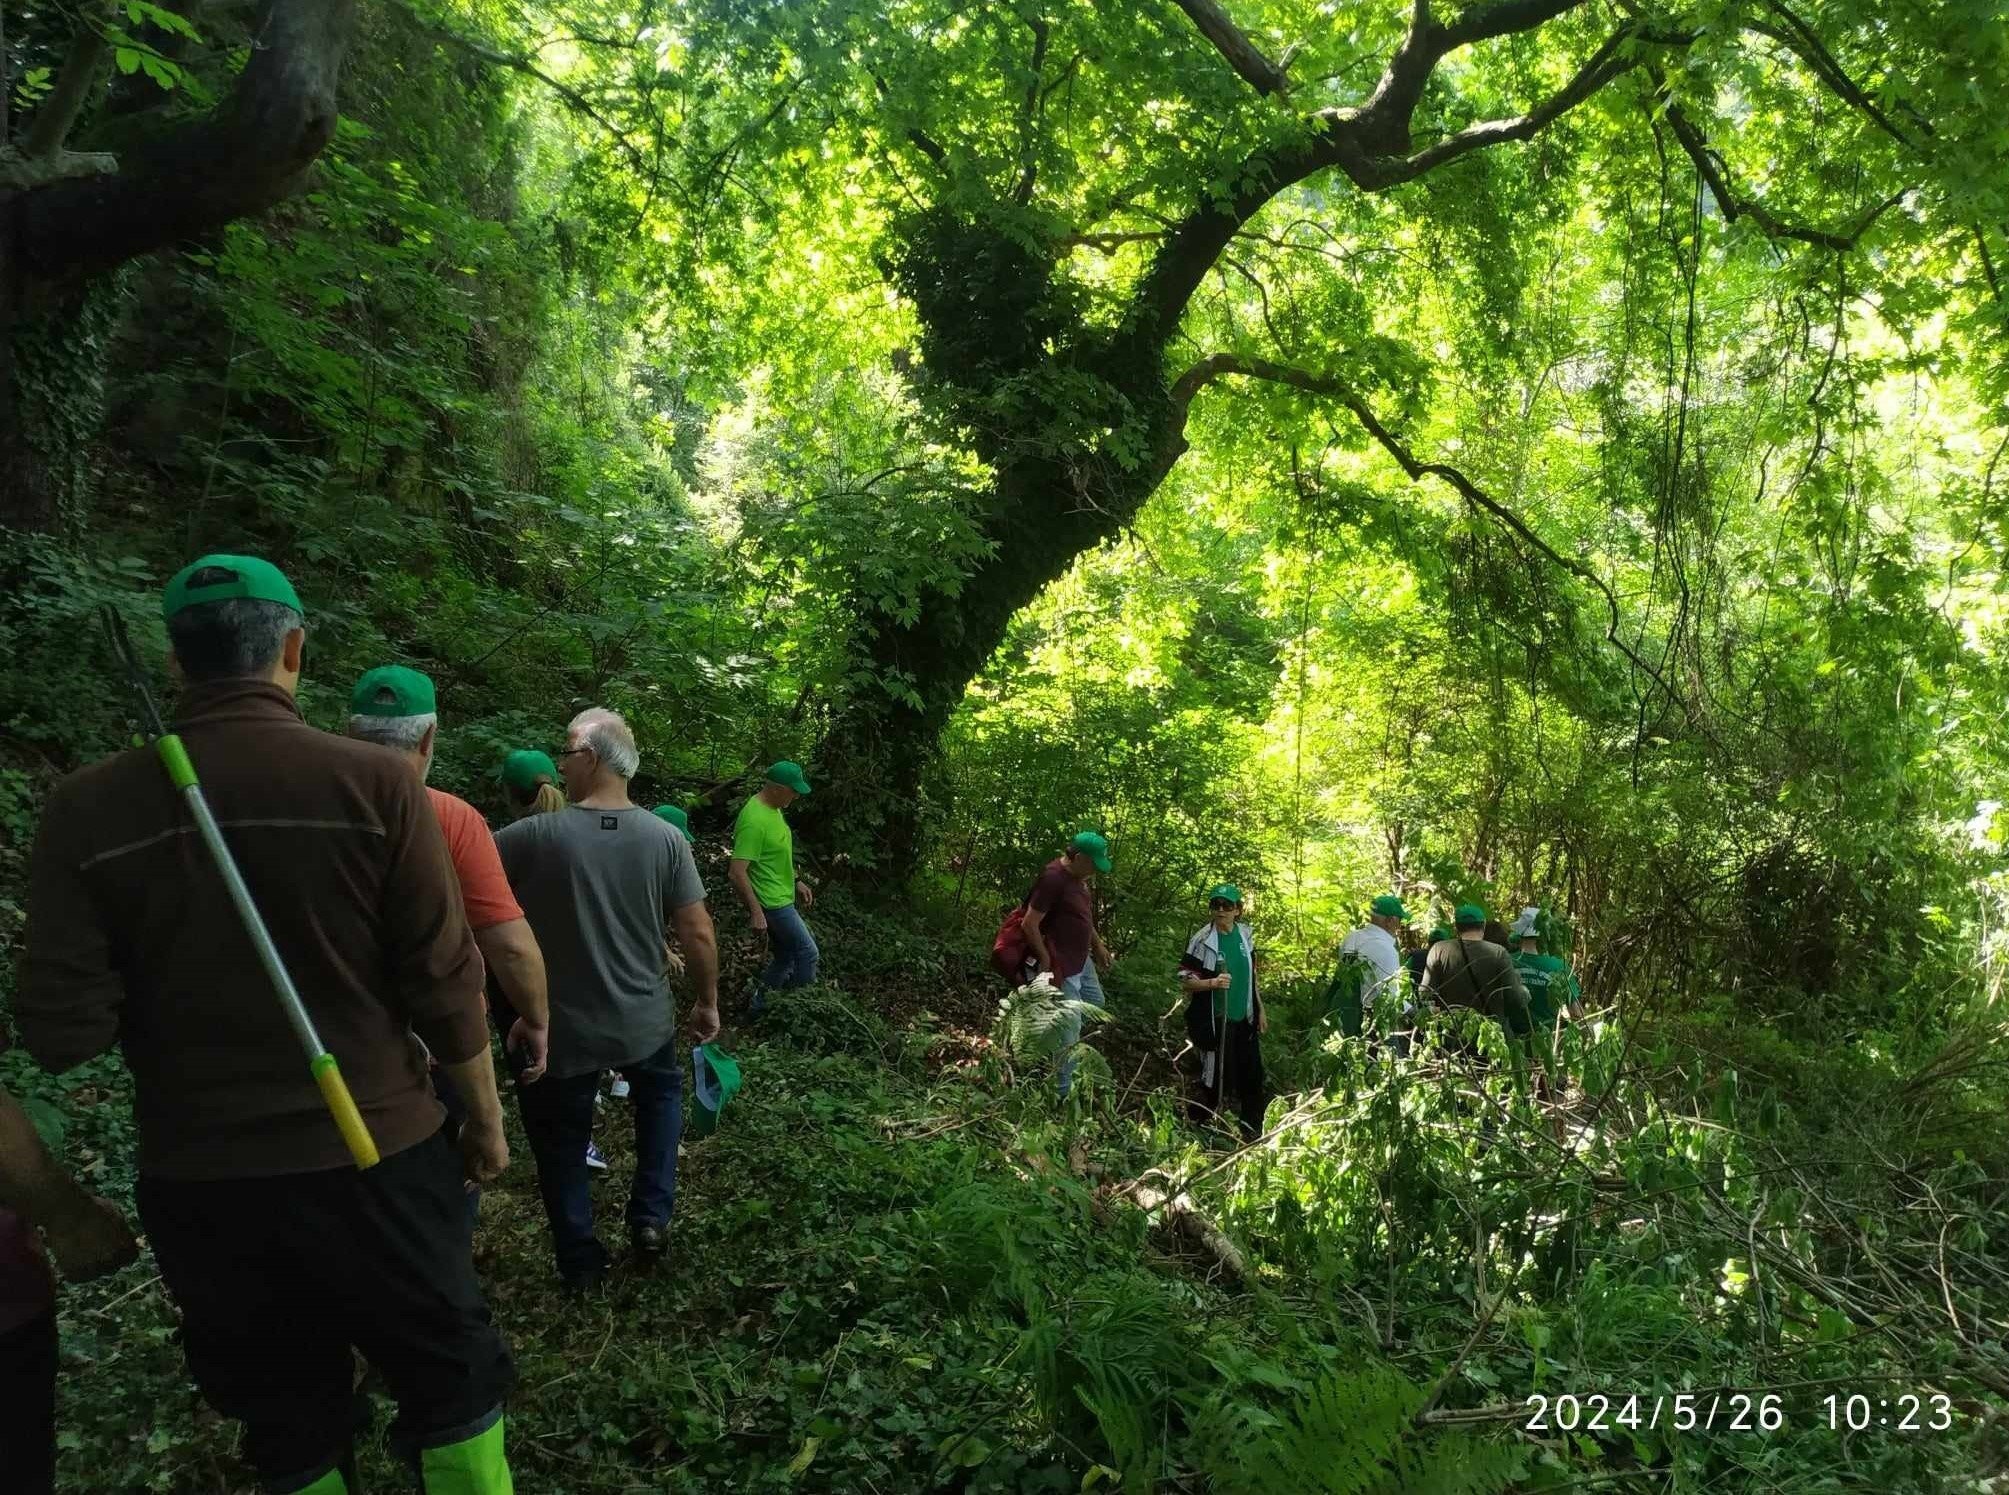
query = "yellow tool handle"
(312, 1054, 381, 1169)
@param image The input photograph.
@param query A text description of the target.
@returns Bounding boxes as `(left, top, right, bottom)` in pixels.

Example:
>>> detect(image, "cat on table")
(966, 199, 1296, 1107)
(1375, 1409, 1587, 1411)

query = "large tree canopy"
(418, 0, 2009, 854)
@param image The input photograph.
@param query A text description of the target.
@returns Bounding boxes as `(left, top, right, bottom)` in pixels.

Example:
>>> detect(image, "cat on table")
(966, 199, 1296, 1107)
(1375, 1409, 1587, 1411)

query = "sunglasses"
(1209, 899, 1237, 911)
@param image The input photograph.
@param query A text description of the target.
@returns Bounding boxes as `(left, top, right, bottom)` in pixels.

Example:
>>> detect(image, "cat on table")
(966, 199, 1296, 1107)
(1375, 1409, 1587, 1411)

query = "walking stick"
(100, 607, 381, 1169)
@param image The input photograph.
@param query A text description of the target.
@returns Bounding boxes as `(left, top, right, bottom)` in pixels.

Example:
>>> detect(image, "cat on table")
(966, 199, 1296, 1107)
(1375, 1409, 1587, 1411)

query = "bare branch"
(1169, 0, 1292, 97)
(23, 8, 112, 159)
(1663, 97, 1905, 252)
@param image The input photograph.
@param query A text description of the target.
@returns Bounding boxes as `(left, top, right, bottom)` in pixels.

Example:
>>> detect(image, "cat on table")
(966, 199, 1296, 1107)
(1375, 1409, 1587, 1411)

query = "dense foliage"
(4, 0, 2009, 1489)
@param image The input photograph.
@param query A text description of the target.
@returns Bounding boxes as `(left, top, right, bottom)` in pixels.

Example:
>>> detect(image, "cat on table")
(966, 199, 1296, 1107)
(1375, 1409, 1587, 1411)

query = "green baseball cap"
(1069, 830, 1112, 873)
(1371, 894, 1410, 920)
(501, 749, 558, 791)
(685, 1043, 742, 1141)
(1208, 882, 1242, 905)
(162, 554, 303, 621)
(653, 804, 690, 834)
(766, 760, 812, 796)
(349, 665, 436, 718)
(1429, 925, 1453, 944)
(1454, 903, 1487, 930)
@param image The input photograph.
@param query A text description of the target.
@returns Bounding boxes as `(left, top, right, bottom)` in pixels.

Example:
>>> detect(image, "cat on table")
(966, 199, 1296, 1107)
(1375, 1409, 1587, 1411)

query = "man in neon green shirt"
(729, 762, 816, 1015)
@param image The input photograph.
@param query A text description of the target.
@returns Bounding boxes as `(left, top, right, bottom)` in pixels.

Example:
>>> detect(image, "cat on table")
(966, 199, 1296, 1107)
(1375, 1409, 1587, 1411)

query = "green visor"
(686, 1043, 742, 1140)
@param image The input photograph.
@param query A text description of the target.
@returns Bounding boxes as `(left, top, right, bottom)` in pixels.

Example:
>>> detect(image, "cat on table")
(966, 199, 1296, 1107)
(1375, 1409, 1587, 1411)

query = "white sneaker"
(609, 1076, 631, 1100)
(585, 1142, 608, 1172)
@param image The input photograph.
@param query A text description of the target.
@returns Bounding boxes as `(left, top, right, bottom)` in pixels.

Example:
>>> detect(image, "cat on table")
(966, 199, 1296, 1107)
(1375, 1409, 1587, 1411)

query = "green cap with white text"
(1069, 830, 1112, 874)
(162, 554, 302, 621)
(1208, 883, 1242, 905)
(766, 760, 812, 795)
(349, 665, 436, 718)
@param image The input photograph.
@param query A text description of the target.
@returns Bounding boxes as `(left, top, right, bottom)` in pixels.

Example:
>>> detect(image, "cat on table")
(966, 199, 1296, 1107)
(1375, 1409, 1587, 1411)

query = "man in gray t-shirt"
(497, 708, 720, 1290)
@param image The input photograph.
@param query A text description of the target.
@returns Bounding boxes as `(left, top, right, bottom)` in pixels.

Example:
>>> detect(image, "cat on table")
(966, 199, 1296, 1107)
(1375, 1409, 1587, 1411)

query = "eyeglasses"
(555, 746, 593, 761)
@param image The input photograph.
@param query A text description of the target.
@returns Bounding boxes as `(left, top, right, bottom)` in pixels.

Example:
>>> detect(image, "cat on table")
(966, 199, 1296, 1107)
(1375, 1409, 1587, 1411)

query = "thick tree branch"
(1663, 97, 1903, 251)
(1131, 20, 1683, 342)
(23, 9, 112, 159)
(1374, 23, 1653, 182)
(1171, 353, 1700, 724)
(1169, 0, 1291, 97)
(15, 0, 356, 294)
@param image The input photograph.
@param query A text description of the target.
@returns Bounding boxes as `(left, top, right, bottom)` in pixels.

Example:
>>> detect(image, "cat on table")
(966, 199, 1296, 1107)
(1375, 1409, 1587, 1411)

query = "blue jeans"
(758, 903, 820, 992)
(1057, 960, 1106, 1098)
(516, 1038, 683, 1279)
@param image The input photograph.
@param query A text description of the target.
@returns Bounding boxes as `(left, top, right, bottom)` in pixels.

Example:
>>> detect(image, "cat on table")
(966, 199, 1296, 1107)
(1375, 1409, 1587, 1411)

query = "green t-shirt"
(1217, 927, 1253, 1023)
(1513, 952, 1576, 1024)
(732, 796, 796, 909)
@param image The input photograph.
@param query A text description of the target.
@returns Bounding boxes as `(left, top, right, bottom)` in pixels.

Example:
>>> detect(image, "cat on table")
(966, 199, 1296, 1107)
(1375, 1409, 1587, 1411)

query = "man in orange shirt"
(349, 667, 552, 1215)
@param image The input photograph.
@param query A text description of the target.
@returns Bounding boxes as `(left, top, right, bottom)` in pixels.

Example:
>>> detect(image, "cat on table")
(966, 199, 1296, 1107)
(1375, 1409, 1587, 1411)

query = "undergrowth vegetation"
(6, 888, 2003, 1492)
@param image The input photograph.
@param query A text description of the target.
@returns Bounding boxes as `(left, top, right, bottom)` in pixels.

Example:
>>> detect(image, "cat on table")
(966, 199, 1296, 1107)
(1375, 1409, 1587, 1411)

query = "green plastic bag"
(686, 1043, 742, 1140)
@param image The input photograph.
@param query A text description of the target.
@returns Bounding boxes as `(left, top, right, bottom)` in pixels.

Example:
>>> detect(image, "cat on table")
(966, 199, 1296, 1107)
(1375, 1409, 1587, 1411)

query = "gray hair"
(347, 713, 438, 753)
(570, 707, 639, 779)
(166, 598, 304, 683)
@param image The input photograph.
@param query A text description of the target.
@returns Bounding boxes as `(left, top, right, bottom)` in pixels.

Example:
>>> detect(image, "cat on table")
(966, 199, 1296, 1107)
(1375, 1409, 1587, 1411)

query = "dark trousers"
(0, 1309, 57, 1495)
(1188, 996, 1266, 1142)
(516, 1038, 683, 1278)
(137, 1129, 514, 1491)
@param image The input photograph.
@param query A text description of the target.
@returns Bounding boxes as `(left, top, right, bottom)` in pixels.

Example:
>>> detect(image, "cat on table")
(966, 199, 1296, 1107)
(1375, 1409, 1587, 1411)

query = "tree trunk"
(0, 0, 357, 528)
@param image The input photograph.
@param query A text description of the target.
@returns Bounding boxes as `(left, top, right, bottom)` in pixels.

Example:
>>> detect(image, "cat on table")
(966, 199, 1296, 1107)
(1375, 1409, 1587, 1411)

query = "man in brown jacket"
(16, 556, 517, 1495)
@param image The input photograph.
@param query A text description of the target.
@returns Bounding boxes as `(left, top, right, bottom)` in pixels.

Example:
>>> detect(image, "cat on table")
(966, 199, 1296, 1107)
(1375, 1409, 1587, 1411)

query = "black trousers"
(0, 1309, 57, 1495)
(1187, 995, 1267, 1141)
(138, 1129, 514, 1491)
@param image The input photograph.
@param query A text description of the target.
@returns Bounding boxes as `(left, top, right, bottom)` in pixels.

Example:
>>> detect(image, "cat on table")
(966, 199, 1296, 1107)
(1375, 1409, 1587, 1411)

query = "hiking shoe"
(561, 1264, 606, 1296)
(608, 1075, 631, 1100)
(630, 1222, 668, 1259)
(585, 1142, 609, 1172)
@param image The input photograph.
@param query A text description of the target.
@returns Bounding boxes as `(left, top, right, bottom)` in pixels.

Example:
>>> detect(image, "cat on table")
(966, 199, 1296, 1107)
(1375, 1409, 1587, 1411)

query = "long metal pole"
(103, 609, 379, 1169)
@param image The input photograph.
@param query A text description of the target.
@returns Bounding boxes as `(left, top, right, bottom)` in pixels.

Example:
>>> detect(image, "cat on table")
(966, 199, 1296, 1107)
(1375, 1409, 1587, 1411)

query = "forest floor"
(11, 886, 2009, 1493)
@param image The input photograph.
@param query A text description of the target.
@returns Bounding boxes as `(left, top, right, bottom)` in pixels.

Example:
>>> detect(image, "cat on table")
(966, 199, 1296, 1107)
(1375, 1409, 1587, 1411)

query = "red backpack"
(991, 896, 1037, 984)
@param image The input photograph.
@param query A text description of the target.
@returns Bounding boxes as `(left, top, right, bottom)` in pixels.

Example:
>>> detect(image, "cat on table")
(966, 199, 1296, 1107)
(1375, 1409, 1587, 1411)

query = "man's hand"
(749, 909, 768, 934)
(1215, 973, 1234, 990)
(796, 880, 815, 910)
(41, 1193, 138, 1282)
(507, 1017, 549, 1085)
(459, 1118, 509, 1186)
(1257, 1005, 1270, 1034)
(688, 998, 721, 1045)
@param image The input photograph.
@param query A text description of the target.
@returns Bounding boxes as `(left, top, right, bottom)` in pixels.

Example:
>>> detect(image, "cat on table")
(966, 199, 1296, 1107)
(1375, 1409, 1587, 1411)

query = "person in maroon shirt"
(1020, 831, 1115, 1097)
(0, 1079, 137, 1495)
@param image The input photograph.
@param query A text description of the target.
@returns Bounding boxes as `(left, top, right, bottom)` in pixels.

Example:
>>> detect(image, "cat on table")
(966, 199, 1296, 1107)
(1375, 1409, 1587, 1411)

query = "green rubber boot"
(419, 1415, 514, 1494)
